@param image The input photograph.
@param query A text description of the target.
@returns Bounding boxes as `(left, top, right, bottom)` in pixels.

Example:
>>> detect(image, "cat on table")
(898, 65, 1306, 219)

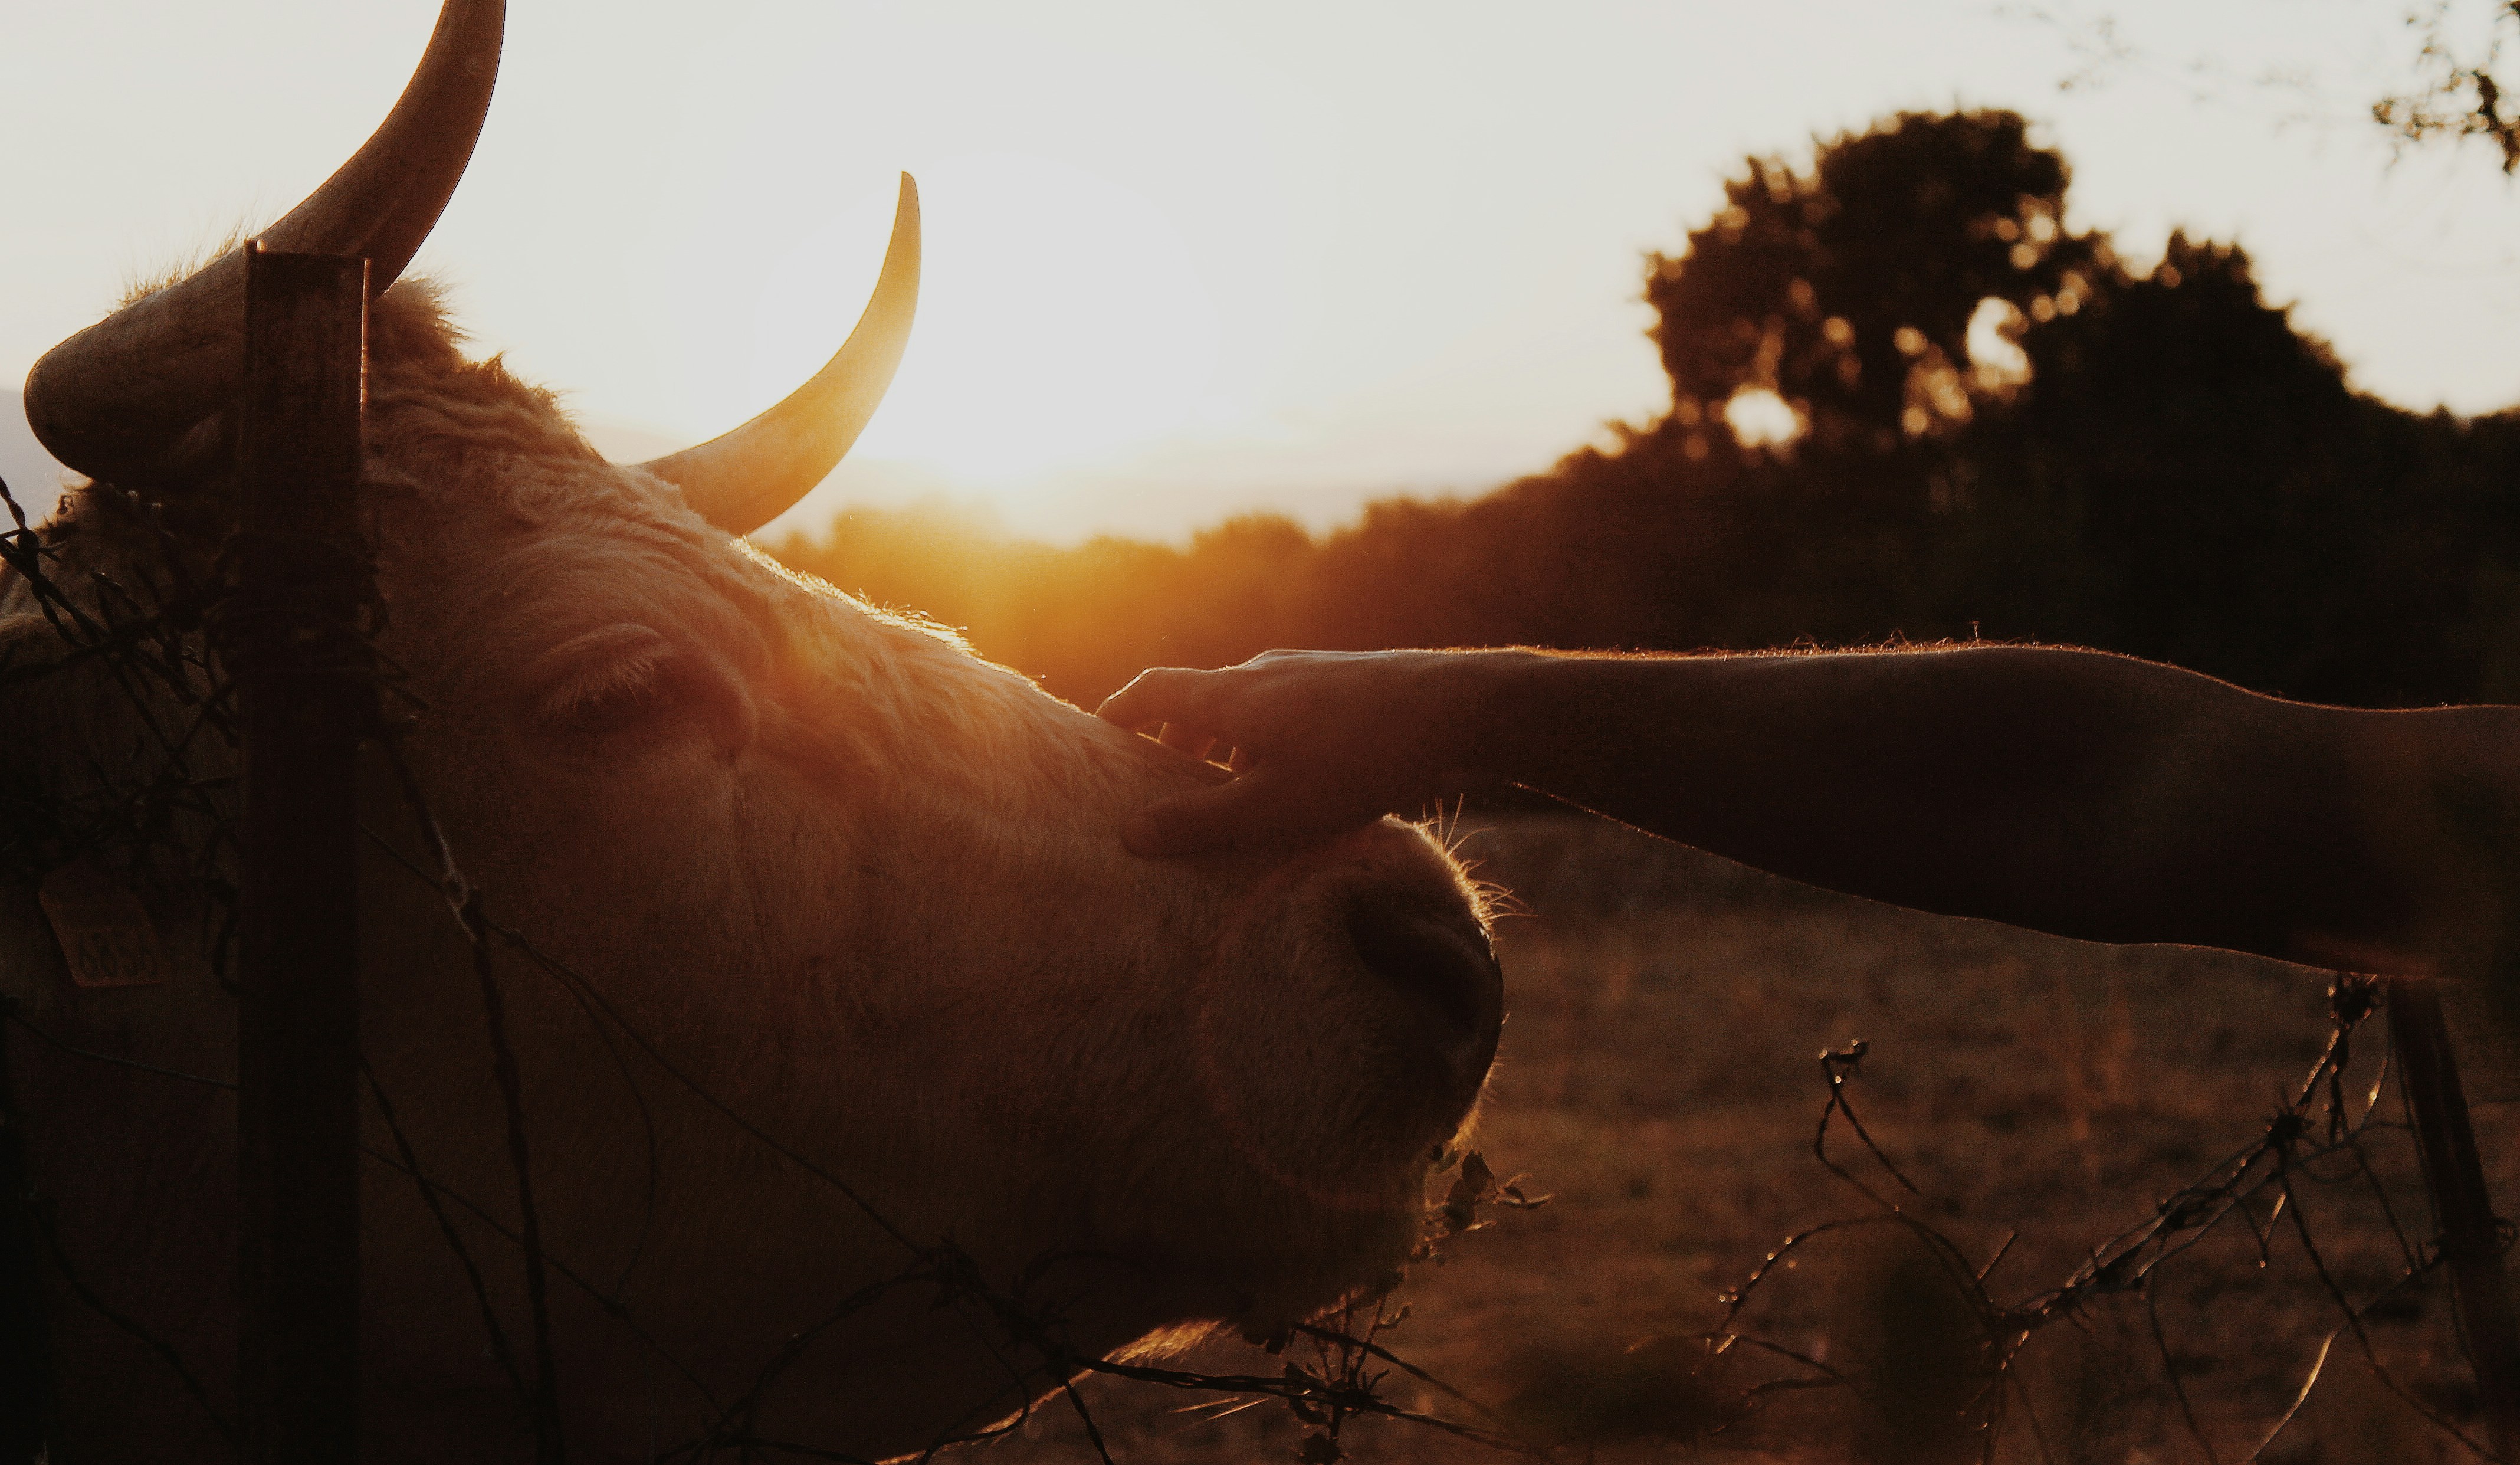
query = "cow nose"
(1345, 899, 1505, 1087)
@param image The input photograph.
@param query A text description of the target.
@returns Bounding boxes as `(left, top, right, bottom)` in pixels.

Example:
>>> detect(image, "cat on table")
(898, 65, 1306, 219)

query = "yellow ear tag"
(38, 858, 173, 989)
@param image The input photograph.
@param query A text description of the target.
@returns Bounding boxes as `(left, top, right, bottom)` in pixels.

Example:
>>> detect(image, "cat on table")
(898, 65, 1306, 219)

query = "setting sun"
(6, 0, 2520, 543)
(17, 5, 2520, 1461)
(740, 154, 1226, 491)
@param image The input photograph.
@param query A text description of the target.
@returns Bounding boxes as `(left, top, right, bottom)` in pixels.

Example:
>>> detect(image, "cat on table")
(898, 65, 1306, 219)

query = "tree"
(1645, 112, 2101, 463)
(772, 107, 2520, 710)
(2373, 1, 2520, 171)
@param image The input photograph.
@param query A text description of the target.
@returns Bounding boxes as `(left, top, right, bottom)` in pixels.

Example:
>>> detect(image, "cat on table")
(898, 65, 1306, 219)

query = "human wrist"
(1428, 649, 1552, 789)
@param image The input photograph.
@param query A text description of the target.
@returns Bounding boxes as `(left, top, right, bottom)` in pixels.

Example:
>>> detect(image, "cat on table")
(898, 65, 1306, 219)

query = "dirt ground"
(1012, 815, 2520, 1464)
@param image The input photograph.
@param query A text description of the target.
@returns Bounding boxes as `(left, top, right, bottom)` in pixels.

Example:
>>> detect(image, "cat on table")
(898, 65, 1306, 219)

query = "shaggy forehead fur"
(9, 273, 1498, 1461)
(352, 278, 1123, 800)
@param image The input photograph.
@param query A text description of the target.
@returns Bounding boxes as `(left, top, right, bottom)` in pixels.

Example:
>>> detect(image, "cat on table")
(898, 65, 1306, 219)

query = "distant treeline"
(772, 110, 2520, 712)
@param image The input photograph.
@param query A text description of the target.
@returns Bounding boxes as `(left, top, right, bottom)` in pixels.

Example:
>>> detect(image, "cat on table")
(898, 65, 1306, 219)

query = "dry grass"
(1015, 815, 2520, 1463)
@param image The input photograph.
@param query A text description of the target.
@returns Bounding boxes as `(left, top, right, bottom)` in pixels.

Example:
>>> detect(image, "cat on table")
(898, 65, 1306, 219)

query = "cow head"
(10, 2, 1504, 1457)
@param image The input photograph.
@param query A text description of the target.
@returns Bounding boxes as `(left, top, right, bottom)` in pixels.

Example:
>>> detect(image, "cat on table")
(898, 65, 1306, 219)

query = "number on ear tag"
(38, 858, 173, 989)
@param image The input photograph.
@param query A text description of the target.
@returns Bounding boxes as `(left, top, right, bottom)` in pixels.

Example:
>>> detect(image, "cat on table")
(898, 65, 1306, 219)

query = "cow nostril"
(1344, 902, 1504, 1064)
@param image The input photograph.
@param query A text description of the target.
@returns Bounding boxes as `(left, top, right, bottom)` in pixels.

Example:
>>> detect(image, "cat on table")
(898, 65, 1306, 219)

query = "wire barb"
(0, 466, 1551, 1461)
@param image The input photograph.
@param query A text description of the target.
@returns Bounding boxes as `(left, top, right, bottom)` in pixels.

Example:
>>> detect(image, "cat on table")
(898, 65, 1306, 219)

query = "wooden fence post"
(0, 1016, 48, 1463)
(2390, 978, 2520, 1460)
(232, 242, 370, 1464)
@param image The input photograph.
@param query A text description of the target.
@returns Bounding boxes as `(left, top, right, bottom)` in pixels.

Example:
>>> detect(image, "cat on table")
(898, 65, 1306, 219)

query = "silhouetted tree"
(773, 107, 2520, 712)
(1948, 231, 2520, 703)
(1646, 111, 2100, 465)
(2372, 0, 2520, 171)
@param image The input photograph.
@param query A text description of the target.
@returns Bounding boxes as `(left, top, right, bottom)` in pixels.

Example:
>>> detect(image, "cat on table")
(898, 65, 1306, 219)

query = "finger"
(1097, 668, 1209, 729)
(1122, 772, 1379, 858)
(1159, 722, 1216, 760)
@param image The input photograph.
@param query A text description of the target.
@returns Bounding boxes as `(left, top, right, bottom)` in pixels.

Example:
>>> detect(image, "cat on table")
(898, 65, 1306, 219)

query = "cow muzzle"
(1344, 894, 1504, 1112)
(1177, 824, 1505, 1218)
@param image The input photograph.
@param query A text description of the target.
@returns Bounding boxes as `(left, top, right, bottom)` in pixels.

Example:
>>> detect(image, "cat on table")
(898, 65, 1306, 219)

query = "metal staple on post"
(2389, 976, 2520, 1461)
(230, 242, 371, 1464)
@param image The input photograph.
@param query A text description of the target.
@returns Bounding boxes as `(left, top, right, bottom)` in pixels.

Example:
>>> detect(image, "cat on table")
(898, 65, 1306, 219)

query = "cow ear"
(524, 622, 756, 752)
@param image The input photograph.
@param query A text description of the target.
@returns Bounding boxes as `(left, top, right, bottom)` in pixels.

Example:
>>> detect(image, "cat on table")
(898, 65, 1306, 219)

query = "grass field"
(1015, 815, 2520, 1463)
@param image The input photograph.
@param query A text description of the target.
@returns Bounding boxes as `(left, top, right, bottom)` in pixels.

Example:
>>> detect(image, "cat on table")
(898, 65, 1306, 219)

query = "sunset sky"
(5, 0, 2518, 541)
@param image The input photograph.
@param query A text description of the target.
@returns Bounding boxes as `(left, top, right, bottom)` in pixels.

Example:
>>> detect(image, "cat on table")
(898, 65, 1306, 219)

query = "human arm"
(1097, 645, 2520, 975)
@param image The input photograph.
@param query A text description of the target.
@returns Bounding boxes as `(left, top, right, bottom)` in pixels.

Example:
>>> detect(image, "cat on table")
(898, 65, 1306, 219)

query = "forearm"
(1471, 645, 2499, 970)
(1102, 643, 2520, 972)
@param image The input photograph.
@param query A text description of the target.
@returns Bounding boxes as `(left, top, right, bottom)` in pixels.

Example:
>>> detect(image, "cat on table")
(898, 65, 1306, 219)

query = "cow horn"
(639, 174, 921, 537)
(22, 0, 505, 479)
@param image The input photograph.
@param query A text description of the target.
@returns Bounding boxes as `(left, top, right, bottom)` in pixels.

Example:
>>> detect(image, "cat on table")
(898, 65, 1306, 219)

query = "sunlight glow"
(1966, 298, 2033, 389)
(1725, 388, 1804, 449)
(9, 1, 2520, 543)
(743, 155, 1225, 494)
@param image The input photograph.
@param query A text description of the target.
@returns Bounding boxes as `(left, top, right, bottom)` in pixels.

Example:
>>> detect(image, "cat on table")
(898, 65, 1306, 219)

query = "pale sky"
(6, 0, 2519, 543)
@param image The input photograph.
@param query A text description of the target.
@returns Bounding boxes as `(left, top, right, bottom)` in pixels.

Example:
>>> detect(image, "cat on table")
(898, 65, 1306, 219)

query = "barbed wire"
(8, 464, 2513, 1461)
(0, 471, 1546, 1464)
(1596, 971, 2504, 1463)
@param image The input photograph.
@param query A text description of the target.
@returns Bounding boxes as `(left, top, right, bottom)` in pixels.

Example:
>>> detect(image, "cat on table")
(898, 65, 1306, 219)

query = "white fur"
(0, 282, 1494, 1461)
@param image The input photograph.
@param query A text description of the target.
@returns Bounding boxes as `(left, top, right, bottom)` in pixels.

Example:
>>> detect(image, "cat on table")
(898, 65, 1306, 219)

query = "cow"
(0, 2, 1505, 1458)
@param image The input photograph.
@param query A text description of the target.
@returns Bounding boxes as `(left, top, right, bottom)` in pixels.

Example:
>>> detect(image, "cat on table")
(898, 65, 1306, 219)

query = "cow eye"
(526, 623, 753, 749)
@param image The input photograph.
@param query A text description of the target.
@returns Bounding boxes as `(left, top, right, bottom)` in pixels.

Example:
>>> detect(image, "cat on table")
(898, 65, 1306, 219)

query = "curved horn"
(640, 173, 921, 536)
(22, 0, 506, 478)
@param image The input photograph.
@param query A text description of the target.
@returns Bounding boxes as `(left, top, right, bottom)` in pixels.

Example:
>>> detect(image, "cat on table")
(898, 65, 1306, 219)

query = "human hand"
(1095, 648, 1520, 857)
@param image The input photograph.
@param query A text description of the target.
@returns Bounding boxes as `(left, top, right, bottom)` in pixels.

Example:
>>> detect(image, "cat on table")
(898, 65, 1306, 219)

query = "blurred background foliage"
(769, 109, 2520, 712)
